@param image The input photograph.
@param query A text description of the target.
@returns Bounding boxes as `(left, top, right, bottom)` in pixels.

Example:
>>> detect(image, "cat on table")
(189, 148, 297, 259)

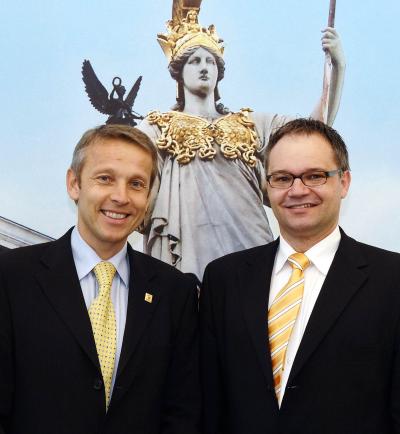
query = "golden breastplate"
(146, 108, 260, 167)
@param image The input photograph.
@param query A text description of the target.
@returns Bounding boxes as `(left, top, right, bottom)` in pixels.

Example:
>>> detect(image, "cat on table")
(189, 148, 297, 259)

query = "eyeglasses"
(266, 169, 343, 189)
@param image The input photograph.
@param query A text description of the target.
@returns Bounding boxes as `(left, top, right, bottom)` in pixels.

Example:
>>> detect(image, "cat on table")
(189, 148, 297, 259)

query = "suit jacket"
(200, 230, 400, 434)
(0, 229, 200, 434)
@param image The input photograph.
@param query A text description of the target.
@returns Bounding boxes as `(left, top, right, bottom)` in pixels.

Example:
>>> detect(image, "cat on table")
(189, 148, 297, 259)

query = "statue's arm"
(311, 27, 346, 126)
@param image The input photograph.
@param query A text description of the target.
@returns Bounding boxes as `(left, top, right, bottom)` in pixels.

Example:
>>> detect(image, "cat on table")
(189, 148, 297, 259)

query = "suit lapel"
(116, 246, 160, 378)
(35, 229, 100, 370)
(239, 239, 279, 390)
(288, 231, 368, 382)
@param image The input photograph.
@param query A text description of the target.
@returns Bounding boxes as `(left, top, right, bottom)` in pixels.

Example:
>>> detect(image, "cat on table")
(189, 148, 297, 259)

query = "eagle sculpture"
(82, 60, 143, 126)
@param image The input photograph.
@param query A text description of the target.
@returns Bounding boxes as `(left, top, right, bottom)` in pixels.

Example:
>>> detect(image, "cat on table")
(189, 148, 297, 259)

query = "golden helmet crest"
(157, 7, 224, 63)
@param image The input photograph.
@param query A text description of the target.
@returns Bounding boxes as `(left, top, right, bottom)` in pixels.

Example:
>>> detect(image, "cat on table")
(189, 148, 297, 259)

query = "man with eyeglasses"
(200, 118, 400, 434)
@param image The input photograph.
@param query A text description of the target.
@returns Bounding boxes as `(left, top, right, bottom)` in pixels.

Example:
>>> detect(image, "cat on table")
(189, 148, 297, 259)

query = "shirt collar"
(275, 226, 341, 276)
(71, 226, 129, 286)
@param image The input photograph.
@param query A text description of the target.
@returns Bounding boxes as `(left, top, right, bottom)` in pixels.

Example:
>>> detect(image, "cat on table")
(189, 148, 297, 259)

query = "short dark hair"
(70, 124, 158, 188)
(265, 118, 350, 173)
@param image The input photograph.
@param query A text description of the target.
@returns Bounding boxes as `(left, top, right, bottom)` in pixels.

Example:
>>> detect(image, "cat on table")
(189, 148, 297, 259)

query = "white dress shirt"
(70, 226, 130, 393)
(268, 226, 341, 406)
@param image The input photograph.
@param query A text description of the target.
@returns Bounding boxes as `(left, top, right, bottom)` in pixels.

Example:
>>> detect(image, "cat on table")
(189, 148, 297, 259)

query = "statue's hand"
(321, 27, 345, 67)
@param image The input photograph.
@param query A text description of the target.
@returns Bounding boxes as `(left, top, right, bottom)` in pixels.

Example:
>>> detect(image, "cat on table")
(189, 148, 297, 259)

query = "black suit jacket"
(200, 230, 400, 434)
(0, 230, 200, 434)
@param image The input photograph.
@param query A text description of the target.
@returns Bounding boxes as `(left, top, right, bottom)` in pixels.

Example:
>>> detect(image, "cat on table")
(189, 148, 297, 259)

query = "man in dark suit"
(0, 124, 200, 434)
(200, 118, 400, 434)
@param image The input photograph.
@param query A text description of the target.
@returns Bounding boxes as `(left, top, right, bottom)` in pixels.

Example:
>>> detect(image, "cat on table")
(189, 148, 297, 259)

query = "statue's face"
(187, 10, 197, 23)
(182, 47, 218, 98)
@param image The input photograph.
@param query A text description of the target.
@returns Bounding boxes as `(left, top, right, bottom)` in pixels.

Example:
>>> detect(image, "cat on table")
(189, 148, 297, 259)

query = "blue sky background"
(1, 1, 399, 252)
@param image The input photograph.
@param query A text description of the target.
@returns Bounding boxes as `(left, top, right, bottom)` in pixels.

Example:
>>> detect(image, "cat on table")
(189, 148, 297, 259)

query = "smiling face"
(182, 46, 218, 97)
(67, 138, 153, 259)
(266, 132, 351, 250)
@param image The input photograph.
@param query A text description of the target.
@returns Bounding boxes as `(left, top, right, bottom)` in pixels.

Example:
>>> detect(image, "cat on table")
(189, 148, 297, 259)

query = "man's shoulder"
(205, 241, 277, 273)
(0, 239, 55, 265)
(342, 232, 400, 263)
(128, 246, 199, 288)
(339, 233, 400, 287)
(0, 230, 71, 272)
(350, 237, 400, 265)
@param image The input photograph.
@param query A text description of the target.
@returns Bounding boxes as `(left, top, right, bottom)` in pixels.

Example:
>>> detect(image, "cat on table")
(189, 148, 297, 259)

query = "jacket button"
(93, 379, 103, 390)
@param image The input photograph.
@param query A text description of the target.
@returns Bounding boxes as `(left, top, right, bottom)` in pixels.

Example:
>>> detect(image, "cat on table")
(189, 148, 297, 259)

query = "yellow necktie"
(268, 252, 310, 399)
(89, 262, 117, 407)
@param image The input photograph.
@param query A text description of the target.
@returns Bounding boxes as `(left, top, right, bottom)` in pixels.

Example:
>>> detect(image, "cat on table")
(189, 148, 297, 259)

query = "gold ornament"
(146, 109, 260, 166)
(157, 7, 224, 63)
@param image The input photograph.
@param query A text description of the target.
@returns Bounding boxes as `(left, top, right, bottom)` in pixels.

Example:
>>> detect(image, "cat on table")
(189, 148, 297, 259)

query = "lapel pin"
(144, 292, 153, 303)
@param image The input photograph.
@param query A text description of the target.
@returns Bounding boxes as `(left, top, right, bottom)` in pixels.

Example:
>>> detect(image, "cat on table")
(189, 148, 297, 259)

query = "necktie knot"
(93, 262, 116, 292)
(288, 252, 310, 272)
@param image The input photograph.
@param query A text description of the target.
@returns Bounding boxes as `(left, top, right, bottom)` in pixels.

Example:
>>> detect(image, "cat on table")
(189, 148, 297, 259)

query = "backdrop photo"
(1, 0, 399, 252)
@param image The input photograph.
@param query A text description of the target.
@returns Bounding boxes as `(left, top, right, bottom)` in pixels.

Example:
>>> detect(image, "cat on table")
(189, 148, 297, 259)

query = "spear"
(321, 0, 337, 123)
(328, 0, 336, 27)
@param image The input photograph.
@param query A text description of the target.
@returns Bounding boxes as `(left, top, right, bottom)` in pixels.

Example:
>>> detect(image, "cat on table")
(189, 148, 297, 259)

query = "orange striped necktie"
(88, 261, 117, 408)
(268, 252, 310, 399)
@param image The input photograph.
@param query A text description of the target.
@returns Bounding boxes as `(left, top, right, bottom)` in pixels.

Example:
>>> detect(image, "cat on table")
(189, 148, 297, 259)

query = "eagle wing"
(82, 60, 112, 115)
(124, 76, 142, 109)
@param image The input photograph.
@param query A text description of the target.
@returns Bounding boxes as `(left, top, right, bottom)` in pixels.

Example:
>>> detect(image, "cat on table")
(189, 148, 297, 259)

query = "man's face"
(67, 138, 153, 259)
(266, 132, 350, 247)
(182, 47, 218, 98)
